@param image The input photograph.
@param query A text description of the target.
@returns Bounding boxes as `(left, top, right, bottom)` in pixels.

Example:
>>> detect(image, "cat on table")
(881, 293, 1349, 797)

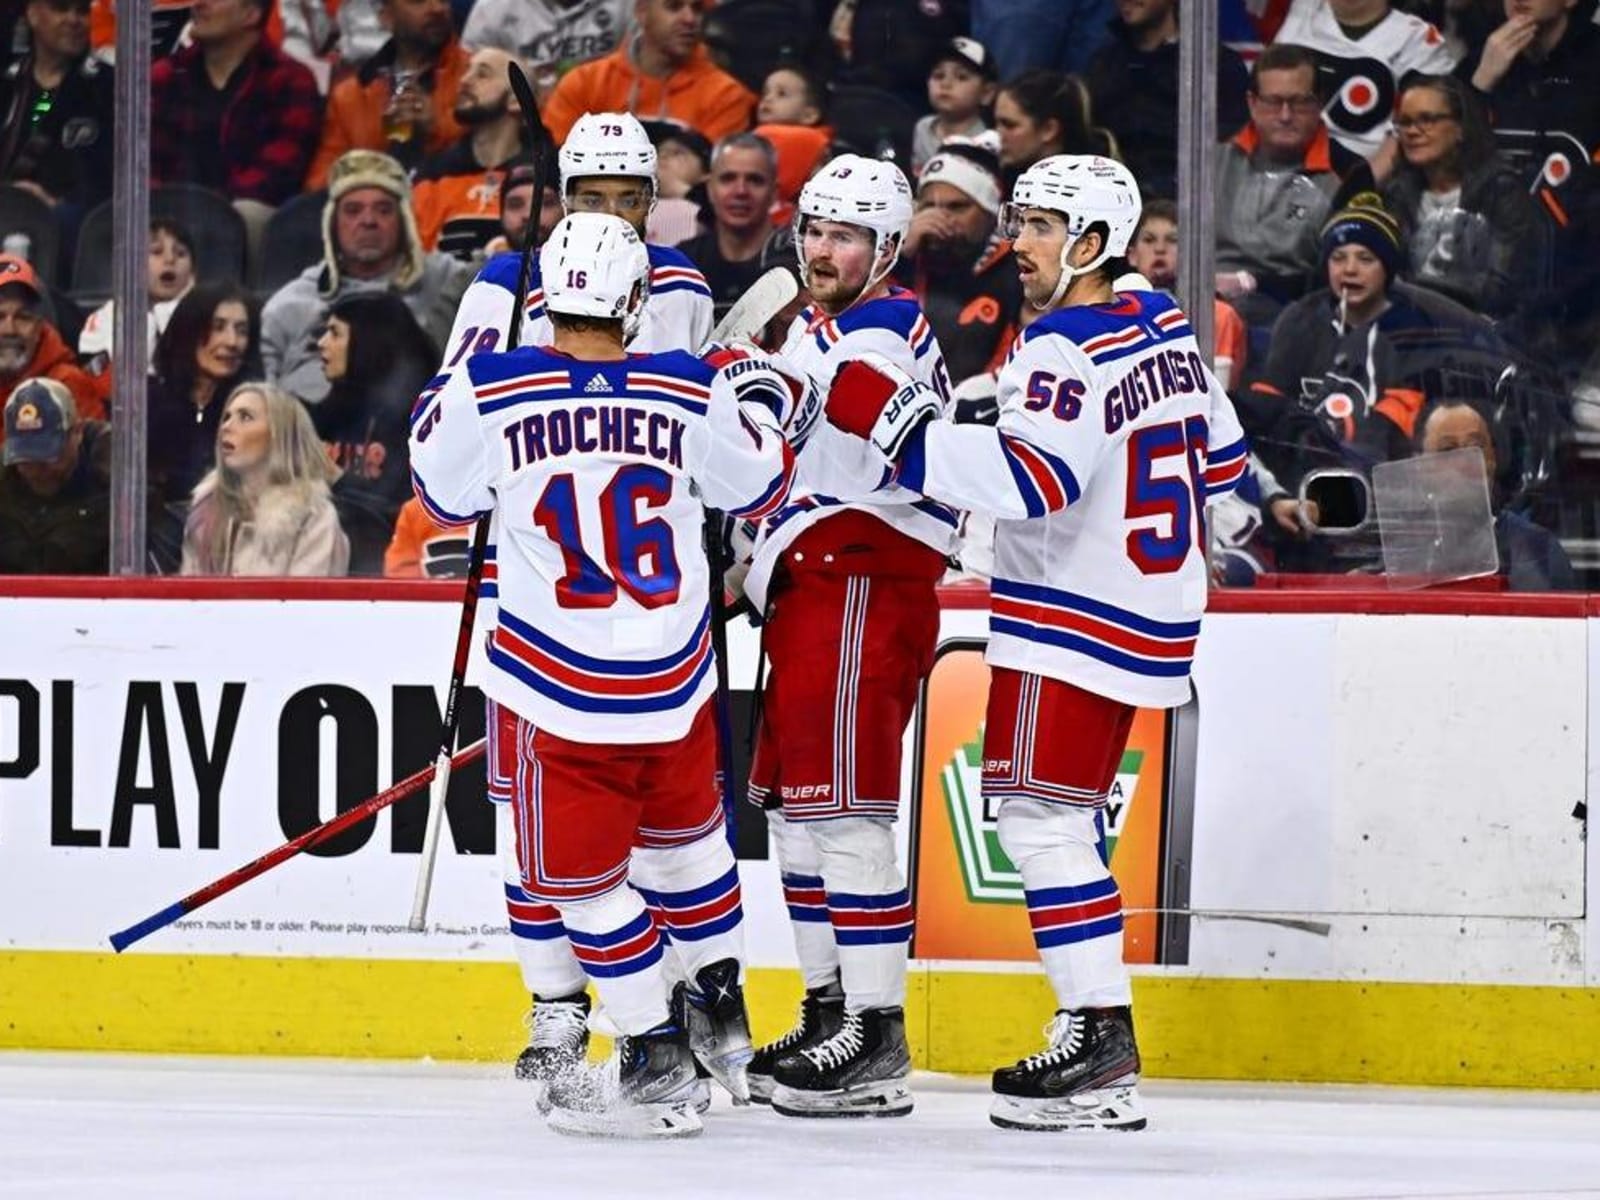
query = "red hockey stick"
(108, 738, 486, 953)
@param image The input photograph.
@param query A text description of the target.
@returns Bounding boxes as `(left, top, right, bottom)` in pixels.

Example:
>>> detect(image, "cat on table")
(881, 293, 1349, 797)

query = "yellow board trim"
(4, 952, 1598, 1090)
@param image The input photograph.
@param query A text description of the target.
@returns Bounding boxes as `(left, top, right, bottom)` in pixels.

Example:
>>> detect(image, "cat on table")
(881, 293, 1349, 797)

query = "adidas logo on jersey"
(584, 374, 613, 394)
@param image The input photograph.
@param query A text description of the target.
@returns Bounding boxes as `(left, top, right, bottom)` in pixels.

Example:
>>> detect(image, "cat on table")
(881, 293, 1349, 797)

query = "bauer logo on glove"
(825, 352, 938, 460)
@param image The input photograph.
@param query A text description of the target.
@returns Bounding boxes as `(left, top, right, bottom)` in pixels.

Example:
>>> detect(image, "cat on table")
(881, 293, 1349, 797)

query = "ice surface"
(3, 1053, 1599, 1200)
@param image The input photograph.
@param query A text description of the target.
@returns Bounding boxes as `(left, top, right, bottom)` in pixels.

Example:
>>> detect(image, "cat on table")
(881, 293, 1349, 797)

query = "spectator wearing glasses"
(1377, 75, 1543, 319)
(0, 0, 113, 210)
(1214, 43, 1360, 331)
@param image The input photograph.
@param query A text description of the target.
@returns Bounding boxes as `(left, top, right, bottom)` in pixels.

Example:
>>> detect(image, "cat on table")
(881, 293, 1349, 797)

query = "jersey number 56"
(1125, 416, 1208, 575)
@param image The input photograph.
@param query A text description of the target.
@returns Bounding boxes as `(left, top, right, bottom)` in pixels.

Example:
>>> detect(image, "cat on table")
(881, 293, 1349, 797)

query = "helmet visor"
(999, 202, 1069, 242)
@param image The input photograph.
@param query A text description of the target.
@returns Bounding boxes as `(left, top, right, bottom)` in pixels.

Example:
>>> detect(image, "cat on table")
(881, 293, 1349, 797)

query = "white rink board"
(0, 597, 795, 963)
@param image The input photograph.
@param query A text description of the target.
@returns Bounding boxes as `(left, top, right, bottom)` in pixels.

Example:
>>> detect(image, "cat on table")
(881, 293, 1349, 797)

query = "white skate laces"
(1019, 1011, 1085, 1071)
(527, 1000, 589, 1052)
(800, 1010, 866, 1072)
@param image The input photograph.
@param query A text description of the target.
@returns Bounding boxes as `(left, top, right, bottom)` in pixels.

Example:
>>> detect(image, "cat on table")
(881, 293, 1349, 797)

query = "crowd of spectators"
(0, 0, 1596, 590)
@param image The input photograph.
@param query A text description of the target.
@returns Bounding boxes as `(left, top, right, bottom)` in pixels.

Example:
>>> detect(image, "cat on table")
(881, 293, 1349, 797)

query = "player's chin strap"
(1031, 231, 1112, 311)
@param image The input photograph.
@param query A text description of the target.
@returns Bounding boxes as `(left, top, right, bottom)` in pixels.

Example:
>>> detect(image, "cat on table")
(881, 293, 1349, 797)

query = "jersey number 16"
(533, 464, 682, 609)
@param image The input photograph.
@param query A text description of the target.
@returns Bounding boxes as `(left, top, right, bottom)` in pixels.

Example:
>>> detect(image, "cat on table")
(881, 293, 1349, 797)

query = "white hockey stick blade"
(406, 751, 453, 930)
(706, 267, 799, 347)
(545, 1100, 704, 1140)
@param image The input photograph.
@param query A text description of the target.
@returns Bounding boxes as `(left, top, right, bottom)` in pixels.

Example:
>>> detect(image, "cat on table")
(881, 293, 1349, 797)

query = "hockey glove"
(706, 343, 821, 448)
(825, 352, 937, 461)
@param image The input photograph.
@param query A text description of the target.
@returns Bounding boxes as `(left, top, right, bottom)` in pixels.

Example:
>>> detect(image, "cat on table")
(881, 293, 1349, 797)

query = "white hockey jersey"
(409, 346, 794, 743)
(441, 243, 714, 362)
(744, 286, 960, 610)
(899, 291, 1248, 709)
(1275, 0, 1458, 156)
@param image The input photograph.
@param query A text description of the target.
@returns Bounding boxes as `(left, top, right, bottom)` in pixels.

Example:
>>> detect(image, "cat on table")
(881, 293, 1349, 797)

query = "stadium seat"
(255, 189, 328, 294)
(825, 84, 919, 173)
(702, 0, 817, 95)
(73, 185, 248, 304)
(0, 184, 62, 288)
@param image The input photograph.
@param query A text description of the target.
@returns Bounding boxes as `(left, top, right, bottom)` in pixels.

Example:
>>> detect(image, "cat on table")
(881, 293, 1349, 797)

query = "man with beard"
(0, 256, 101, 446)
(411, 47, 534, 252)
(677, 133, 781, 323)
(260, 150, 471, 404)
(897, 138, 1022, 387)
(0, 377, 112, 574)
(307, 0, 470, 186)
(0, 0, 113, 211)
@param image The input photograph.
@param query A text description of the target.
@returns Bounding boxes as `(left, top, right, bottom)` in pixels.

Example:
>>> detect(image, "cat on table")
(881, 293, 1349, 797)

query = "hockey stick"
(407, 60, 553, 930)
(708, 267, 798, 347)
(110, 739, 487, 953)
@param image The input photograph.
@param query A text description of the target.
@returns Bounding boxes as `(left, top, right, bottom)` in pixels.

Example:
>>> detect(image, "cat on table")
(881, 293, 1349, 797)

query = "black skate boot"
(676, 958, 755, 1103)
(989, 1006, 1146, 1132)
(545, 1017, 703, 1139)
(747, 981, 845, 1104)
(514, 991, 590, 1113)
(770, 1005, 913, 1118)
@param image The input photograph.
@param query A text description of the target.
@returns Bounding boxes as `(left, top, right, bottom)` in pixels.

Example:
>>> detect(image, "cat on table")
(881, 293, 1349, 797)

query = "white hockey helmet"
(1001, 154, 1142, 307)
(539, 212, 651, 339)
(793, 154, 914, 293)
(559, 112, 658, 206)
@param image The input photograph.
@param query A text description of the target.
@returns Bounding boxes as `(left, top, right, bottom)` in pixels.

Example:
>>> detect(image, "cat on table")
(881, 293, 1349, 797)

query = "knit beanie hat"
(919, 138, 1004, 216)
(1319, 192, 1402, 282)
(321, 150, 425, 296)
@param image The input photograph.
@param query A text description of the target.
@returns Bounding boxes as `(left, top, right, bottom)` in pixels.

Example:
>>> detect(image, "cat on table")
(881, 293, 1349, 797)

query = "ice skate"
(989, 1006, 1146, 1132)
(747, 982, 845, 1104)
(770, 1006, 913, 1118)
(676, 958, 755, 1103)
(514, 992, 590, 1114)
(545, 1018, 703, 1139)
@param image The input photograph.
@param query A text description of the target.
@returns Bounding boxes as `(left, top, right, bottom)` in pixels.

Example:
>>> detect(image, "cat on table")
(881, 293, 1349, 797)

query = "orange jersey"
(384, 496, 472, 578)
(412, 166, 509, 252)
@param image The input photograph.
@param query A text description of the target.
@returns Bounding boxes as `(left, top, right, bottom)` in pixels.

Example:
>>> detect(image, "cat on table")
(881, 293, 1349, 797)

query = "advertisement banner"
(910, 641, 1170, 964)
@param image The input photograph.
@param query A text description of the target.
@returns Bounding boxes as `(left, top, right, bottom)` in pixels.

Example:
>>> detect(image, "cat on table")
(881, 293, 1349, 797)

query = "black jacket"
(0, 51, 114, 208)
(0, 419, 112, 574)
(315, 367, 426, 576)
(1085, 24, 1249, 202)
(902, 239, 1022, 388)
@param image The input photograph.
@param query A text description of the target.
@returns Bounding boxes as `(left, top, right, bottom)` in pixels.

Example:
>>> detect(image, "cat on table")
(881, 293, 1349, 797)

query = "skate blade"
(988, 1086, 1146, 1132)
(771, 1078, 913, 1119)
(699, 1051, 753, 1105)
(746, 1074, 775, 1105)
(690, 1078, 712, 1114)
(546, 1101, 704, 1140)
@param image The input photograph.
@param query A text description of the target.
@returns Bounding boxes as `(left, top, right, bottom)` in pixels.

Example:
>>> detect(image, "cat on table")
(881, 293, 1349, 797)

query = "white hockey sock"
(631, 830, 746, 986)
(997, 799, 1132, 1010)
(810, 816, 911, 1011)
(766, 810, 841, 990)
(498, 802, 587, 999)
(558, 885, 670, 1036)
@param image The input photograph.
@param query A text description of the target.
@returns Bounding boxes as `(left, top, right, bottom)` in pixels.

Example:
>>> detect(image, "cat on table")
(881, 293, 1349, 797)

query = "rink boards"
(1, 580, 1597, 1088)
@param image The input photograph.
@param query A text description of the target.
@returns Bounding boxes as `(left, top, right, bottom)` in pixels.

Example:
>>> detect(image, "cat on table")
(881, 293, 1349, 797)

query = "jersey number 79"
(533, 464, 683, 609)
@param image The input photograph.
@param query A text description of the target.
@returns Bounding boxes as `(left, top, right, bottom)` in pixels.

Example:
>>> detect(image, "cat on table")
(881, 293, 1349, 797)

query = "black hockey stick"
(706, 514, 739, 847)
(407, 60, 553, 928)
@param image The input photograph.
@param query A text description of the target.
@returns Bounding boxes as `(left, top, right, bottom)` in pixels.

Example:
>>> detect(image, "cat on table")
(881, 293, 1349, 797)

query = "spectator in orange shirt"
(411, 46, 535, 252)
(383, 495, 472, 576)
(541, 0, 755, 146)
(306, 0, 469, 187)
(0, 257, 103, 449)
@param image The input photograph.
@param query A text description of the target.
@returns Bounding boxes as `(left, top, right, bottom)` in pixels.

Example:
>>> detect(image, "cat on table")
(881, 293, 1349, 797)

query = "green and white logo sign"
(941, 728, 1144, 904)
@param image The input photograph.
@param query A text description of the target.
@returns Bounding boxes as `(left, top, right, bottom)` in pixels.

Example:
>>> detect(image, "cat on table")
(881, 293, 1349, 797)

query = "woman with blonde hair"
(181, 383, 350, 577)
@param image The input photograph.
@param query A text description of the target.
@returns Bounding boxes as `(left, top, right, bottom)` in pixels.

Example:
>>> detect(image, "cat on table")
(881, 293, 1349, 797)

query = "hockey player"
(432, 112, 716, 1095)
(821, 155, 1248, 1131)
(410, 213, 796, 1137)
(739, 155, 958, 1119)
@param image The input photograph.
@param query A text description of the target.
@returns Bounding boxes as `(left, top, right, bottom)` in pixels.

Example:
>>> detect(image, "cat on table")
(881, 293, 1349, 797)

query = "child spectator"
(1124, 199, 1250, 389)
(642, 121, 711, 245)
(0, 377, 113, 575)
(312, 292, 437, 575)
(78, 219, 196, 405)
(753, 64, 832, 228)
(911, 37, 998, 175)
(181, 382, 349, 576)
